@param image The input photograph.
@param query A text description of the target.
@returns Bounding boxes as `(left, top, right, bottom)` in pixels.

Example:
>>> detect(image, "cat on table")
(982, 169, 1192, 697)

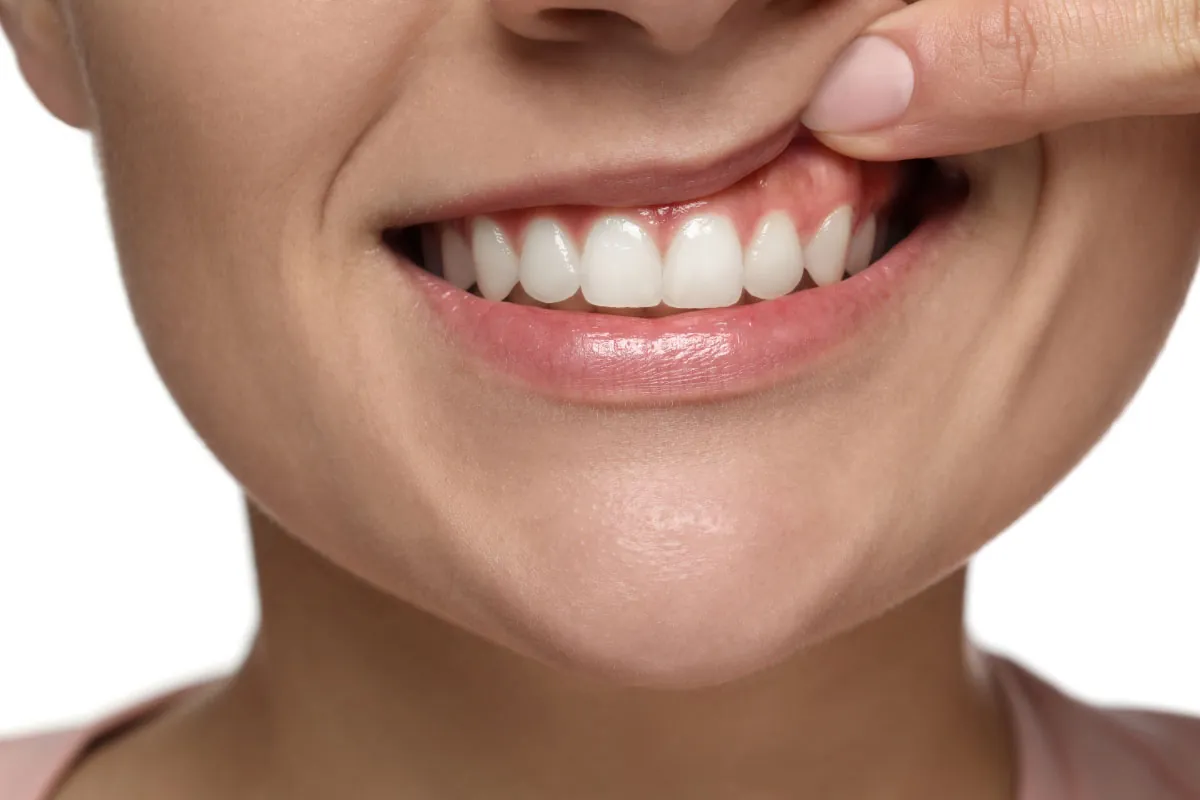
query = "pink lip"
(386, 206, 962, 405)
(384, 120, 806, 227)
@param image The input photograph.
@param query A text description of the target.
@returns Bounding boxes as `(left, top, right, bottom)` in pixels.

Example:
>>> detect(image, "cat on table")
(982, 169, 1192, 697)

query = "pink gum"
(447, 140, 899, 249)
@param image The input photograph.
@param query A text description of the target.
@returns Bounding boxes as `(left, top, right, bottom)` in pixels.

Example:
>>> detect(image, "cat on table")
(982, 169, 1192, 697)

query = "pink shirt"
(2, 654, 1198, 799)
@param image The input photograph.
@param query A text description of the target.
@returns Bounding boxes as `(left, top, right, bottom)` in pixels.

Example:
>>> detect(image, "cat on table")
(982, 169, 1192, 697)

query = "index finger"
(800, 0, 1200, 160)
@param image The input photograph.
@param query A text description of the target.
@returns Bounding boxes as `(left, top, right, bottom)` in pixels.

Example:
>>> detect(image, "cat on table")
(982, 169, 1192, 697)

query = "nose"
(490, 0, 756, 55)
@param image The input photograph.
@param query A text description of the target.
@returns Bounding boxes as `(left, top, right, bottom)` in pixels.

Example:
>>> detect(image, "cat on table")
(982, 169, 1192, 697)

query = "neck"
(133, 500, 1016, 800)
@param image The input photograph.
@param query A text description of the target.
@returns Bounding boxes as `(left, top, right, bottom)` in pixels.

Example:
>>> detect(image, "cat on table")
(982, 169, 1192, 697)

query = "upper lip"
(387, 116, 808, 227)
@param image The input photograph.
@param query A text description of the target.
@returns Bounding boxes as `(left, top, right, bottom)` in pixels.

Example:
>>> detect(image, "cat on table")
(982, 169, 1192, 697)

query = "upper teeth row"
(439, 206, 877, 309)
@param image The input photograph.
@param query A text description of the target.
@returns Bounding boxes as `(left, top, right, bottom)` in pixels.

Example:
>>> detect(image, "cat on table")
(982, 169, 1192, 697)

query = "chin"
(442, 505, 875, 690)
(513, 595, 820, 690)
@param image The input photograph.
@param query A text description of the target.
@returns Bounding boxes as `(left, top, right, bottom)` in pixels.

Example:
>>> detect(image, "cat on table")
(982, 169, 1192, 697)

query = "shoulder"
(988, 653, 1200, 800)
(0, 683, 212, 800)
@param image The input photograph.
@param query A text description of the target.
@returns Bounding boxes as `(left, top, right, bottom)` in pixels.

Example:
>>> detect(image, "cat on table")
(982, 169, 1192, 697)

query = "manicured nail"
(801, 36, 915, 133)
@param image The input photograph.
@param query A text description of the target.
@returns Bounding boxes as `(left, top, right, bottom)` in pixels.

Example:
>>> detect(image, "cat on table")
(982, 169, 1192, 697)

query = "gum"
(444, 139, 900, 249)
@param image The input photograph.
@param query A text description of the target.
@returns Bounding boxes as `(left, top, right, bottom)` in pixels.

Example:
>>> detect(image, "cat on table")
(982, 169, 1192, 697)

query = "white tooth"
(440, 226, 476, 290)
(662, 214, 744, 309)
(743, 211, 804, 300)
(580, 216, 662, 308)
(471, 217, 519, 301)
(519, 218, 580, 304)
(805, 205, 852, 286)
(846, 215, 876, 276)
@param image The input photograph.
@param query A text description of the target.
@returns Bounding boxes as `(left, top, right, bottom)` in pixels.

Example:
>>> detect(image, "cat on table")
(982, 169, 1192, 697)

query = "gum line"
(444, 140, 899, 249)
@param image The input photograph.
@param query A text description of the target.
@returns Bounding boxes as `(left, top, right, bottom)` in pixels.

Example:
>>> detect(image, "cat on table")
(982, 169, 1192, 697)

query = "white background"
(2, 43, 1198, 738)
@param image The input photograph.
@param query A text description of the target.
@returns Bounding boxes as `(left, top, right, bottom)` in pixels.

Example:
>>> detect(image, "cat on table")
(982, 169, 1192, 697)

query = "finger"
(799, 0, 1200, 160)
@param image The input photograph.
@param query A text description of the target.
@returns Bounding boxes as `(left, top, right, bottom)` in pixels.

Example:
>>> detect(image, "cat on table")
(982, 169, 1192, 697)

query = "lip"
(383, 198, 965, 405)
(383, 118, 807, 227)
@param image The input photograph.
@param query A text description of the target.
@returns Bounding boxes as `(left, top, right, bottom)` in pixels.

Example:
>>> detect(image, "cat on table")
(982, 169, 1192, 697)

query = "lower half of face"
(66, 0, 1200, 687)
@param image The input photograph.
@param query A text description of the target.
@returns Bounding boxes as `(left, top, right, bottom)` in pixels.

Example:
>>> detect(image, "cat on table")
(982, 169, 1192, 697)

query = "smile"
(379, 136, 967, 404)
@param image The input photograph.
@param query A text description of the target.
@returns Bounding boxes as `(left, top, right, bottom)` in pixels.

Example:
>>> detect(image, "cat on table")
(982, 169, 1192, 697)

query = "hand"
(799, 0, 1200, 159)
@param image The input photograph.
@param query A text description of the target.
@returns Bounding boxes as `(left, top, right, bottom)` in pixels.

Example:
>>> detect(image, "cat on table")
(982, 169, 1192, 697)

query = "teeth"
(440, 226, 476, 290)
(744, 211, 805, 300)
(519, 218, 581, 304)
(442, 203, 882, 310)
(805, 205, 853, 287)
(662, 214, 744, 309)
(471, 217, 520, 301)
(580, 217, 663, 308)
(846, 215, 876, 277)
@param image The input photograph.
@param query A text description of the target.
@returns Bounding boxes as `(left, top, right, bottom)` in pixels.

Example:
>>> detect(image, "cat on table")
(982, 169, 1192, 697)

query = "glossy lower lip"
(386, 207, 962, 405)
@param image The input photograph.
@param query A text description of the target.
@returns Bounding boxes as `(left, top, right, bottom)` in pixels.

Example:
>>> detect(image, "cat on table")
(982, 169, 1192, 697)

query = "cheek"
(917, 117, 1200, 569)
(60, 1, 446, 516)
(70, 1, 439, 257)
(1024, 117, 1200, 440)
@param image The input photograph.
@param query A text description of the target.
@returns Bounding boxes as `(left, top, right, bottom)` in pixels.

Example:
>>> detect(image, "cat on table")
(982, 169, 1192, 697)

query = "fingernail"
(802, 36, 914, 134)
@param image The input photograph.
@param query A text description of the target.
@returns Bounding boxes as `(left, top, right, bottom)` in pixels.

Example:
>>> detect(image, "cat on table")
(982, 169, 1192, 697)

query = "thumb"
(800, 0, 1200, 160)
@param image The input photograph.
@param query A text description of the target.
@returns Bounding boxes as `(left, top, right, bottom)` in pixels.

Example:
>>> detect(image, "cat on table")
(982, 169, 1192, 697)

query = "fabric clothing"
(2, 653, 1198, 799)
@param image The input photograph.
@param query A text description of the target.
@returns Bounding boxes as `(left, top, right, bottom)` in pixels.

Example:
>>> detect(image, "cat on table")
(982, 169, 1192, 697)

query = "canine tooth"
(471, 217, 519, 301)
(662, 214, 743, 309)
(846, 215, 877, 276)
(580, 217, 662, 308)
(519, 218, 580, 304)
(806, 205, 852, 286)
(744, 212, 805, 300)
(440, 226, 476, 290)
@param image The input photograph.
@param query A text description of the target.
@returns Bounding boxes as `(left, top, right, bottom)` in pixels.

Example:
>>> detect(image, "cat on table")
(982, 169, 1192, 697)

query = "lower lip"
(388, 208, 960, 405)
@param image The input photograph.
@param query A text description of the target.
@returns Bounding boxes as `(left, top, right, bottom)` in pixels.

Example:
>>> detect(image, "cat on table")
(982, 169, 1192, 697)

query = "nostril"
(537, 7, 641, 36)
(493, 0, 739, 54)
(540, 8, 619, 23)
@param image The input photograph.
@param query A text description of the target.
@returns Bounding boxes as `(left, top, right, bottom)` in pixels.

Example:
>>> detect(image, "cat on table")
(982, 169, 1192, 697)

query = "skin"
(812, 0, 1200, 158)
(3, 0, 1198, 797)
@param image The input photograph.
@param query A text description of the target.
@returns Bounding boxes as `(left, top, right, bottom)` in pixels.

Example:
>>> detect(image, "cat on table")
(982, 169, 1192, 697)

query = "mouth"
(379, 137, 968, 404)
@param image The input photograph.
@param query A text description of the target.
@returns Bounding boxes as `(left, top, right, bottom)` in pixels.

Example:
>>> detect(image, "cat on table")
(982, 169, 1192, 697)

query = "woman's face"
(8, 0, 1200, 686)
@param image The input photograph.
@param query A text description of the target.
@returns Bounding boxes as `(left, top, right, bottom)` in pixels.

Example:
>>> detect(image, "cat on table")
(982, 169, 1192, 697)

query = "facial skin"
(5, 0, 1199, 693)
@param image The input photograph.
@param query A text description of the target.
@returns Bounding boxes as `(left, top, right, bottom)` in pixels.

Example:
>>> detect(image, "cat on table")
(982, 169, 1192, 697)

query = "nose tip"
(490, 0, 753, 55)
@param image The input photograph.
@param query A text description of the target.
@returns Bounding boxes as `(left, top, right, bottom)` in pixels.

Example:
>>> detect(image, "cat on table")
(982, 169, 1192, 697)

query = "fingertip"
(801, 35, 915, 135)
